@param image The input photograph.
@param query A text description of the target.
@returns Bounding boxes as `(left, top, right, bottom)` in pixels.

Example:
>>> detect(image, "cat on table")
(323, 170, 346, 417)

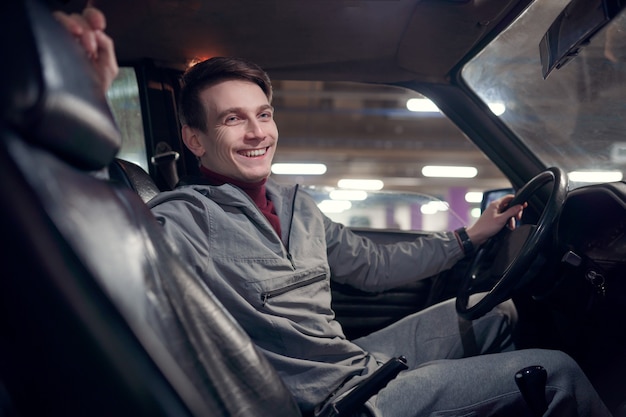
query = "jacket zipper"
(283, 184, 298, 254)
(236, 182, 297, 269)
(286, 252, 295, 269)
(261, 274, 326, 306)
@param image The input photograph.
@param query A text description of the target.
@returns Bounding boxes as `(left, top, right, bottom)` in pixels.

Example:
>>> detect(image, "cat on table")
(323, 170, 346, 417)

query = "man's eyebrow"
(215, 107, 241, 120)
(216, 104, 274, 119)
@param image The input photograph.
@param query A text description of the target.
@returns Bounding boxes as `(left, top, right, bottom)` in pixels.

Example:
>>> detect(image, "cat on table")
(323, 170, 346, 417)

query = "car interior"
(1, 1, 305, 416)
(3, 0, 626, 416)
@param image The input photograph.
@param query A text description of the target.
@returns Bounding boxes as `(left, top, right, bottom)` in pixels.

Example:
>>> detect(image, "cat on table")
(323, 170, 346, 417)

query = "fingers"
(491, 194, 527, 230)
(53, 7, 107, 59)
(493, 194, 514, 210)
(467, 193, 528, 244)
(53, 7, 119, 94)
(83, 7, 107, 31)
(52, 11, 81, 36)
(490, 194, 524, 215)
(80, 8, 108, 59)
(94, 30, 116, 65)
(501, 202, 523, 217)
(93, 30, 119, 88)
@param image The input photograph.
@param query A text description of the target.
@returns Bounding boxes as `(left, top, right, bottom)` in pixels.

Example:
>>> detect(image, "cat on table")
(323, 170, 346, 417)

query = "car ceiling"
(58, 0, 533, 194)
(85, 0, 526, 82)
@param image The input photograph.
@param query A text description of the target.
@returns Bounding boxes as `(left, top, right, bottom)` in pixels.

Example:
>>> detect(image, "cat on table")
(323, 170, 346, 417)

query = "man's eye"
(260, 112, 273, 119)
(225, 115, 240, 123)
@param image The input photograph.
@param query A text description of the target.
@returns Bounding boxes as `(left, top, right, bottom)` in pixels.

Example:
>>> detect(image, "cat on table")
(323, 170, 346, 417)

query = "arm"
(325, 218, 464, 292)
(326, 194, 524, 292)
(53, 7, 119, 94)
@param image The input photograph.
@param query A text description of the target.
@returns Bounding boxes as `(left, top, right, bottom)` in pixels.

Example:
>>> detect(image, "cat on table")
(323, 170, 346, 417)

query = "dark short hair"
(178, 56, 273, 131)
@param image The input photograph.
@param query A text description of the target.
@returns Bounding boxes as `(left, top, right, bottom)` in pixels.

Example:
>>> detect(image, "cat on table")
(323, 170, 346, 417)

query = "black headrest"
(0, 0, 120, 171)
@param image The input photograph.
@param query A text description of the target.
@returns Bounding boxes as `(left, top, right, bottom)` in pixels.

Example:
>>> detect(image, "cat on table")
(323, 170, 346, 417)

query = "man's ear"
(181, 125, 205, 157)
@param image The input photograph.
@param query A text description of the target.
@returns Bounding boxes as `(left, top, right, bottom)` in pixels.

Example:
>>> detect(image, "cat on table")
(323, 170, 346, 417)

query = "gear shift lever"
(515, 365, 548, 416)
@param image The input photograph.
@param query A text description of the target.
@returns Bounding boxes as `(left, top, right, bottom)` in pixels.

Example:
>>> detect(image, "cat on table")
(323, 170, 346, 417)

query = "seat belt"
(151, 141, 180, 190)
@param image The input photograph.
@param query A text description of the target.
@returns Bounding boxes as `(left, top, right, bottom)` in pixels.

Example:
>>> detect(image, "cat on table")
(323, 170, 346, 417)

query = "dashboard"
(559, 182, 626, 263)
(550, 181, 626, 341)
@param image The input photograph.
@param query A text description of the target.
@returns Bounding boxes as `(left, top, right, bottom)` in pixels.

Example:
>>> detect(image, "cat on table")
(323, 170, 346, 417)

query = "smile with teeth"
(239, 147, 268, 158)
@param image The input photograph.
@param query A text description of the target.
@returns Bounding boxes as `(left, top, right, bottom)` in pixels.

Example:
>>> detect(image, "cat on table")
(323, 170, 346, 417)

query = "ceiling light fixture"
(329, 190, 368, 201)
(406, 98, 441, 113)
(422, 166, 478, 178)
(317, 200, 352, 214)
(568, 170, 623, 183)
(271, 163, 327, 175)
(465, 191, 483, 203)
(420, 201, 449, 214)
(406, 98, 506, 116)
(337, 179, 384, 191)
(488, 102, 506, 116)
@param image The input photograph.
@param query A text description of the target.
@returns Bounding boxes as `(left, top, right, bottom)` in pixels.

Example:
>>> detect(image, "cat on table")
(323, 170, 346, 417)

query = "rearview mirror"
(539, 0, 626, 79)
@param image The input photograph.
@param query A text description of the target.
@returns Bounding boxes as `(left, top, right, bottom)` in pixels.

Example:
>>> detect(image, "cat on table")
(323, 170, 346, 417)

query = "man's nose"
(245, 118, 266, 139)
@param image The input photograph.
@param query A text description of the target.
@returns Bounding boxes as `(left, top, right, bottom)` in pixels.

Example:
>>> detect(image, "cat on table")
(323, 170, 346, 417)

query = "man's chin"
(239, 172, 270, 183)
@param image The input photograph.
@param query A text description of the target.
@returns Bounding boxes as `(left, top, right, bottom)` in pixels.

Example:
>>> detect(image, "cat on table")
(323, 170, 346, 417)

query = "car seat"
(0, 1, 301, 416)
(108, 157, 161, 203)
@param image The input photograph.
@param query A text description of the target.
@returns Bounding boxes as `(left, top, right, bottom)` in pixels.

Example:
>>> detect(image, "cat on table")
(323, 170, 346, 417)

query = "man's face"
(191, 79, 278, 183)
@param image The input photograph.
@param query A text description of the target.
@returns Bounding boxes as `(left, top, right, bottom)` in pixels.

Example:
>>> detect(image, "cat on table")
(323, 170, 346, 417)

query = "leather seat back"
(0, 1, 301, 416)
(109, 158, 161, 203)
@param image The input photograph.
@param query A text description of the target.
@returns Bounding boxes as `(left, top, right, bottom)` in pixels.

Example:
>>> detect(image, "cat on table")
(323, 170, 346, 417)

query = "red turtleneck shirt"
(200, 166, 282, 239)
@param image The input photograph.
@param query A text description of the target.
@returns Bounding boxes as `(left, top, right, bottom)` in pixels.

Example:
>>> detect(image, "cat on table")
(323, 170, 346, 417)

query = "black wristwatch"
(454, 227, 475, 257)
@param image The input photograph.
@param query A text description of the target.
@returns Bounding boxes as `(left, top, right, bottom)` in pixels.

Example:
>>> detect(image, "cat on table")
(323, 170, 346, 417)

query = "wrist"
(454, 227, 475, 257)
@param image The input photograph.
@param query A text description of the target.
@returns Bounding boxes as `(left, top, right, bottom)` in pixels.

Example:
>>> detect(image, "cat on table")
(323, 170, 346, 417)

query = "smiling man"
(143, 55, 611, 417)
(56, 7, 612, 416)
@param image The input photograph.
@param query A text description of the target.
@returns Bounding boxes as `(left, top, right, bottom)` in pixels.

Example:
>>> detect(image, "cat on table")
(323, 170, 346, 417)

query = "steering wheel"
(455, 167, 568, 321)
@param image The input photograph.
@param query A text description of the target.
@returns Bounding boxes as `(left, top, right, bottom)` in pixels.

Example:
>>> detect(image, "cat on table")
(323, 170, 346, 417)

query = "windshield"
(464, 0, 626, 189)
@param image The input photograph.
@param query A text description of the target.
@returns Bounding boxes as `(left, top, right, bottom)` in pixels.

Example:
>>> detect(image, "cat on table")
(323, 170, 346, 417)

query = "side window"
(106, 67, 148, 172)
(270, 81, 511, 232)
(302, 187, 475, 232)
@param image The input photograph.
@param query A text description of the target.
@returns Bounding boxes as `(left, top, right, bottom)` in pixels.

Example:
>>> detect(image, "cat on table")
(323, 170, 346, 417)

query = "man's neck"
(199, 166, 266, 188)
(199, 165, 282, 238)
(199, 166, 268, 208)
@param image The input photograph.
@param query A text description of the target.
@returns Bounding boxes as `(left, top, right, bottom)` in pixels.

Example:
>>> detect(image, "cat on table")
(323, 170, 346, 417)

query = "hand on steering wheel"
(456, 167, 568, 321)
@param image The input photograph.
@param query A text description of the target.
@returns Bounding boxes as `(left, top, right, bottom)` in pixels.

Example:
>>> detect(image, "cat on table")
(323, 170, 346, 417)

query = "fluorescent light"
(568, 170, 623, 183)
(406, 98, 441, 113)
(420, 201, 449, 214)
(465, 191, 483, 203)
(422, 166, 478, 178)
(337, 179, 384, 191)
(271, 163, 327, 175)
(329, 190, 368, 201)
(488, 102, 506, 116)
(317, 199, 352, 213)
(407, 98, 506, 116)
(471, 208, 482, 218)
(421, 201, 450, 215)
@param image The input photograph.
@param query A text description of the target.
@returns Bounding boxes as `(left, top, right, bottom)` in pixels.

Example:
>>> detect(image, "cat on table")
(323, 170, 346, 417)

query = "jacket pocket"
(261, 274, 326, 306)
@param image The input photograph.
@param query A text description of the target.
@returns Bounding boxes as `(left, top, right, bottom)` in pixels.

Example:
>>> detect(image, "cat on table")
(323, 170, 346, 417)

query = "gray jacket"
(148, 178, 464, 414)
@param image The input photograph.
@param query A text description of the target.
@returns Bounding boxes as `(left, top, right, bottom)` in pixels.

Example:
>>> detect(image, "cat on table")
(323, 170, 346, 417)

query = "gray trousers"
(352, 297, 612, 417)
